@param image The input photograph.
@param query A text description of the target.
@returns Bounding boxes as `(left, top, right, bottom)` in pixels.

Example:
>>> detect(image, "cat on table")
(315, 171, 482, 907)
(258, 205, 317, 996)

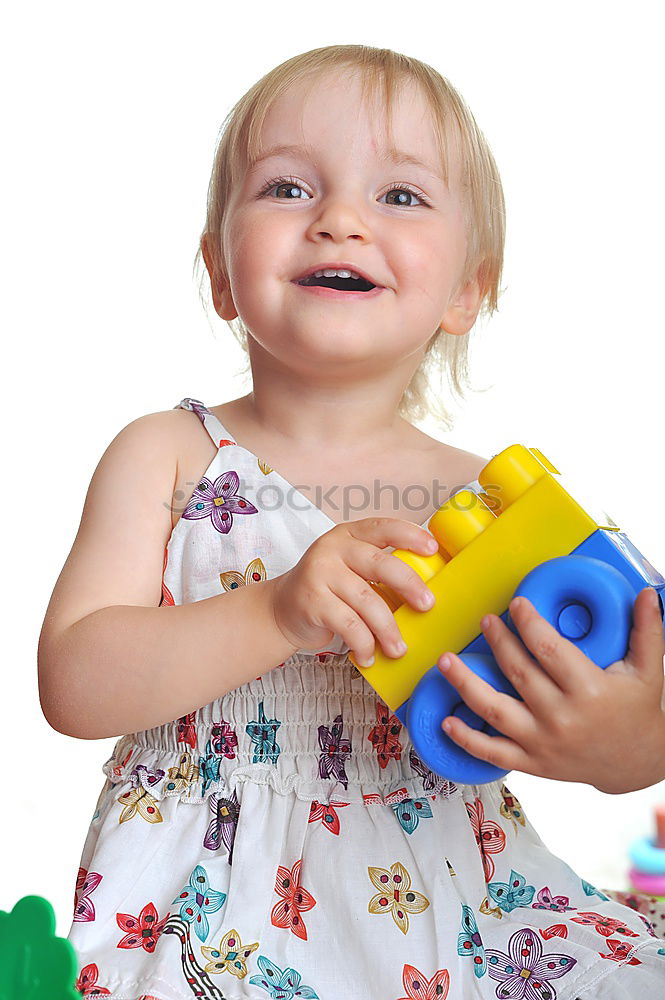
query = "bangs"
(236, 61, 457, 196)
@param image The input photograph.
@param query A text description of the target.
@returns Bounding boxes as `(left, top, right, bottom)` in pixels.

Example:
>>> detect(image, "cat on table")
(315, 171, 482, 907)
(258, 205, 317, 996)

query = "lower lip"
(292, 281, 384, 300)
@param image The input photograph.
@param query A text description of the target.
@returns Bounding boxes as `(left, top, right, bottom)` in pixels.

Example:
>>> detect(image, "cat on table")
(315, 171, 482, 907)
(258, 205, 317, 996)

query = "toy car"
(348, 444, 665, 784)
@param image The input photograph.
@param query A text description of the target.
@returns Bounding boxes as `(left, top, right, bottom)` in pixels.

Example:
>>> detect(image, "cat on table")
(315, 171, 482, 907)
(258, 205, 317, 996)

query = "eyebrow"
(250, 143, 445, 181)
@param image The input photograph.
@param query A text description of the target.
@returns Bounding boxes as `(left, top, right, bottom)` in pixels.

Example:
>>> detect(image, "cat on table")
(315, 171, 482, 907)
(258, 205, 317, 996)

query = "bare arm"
(37, 410, 299, 740)
(44, 578, 298, 739)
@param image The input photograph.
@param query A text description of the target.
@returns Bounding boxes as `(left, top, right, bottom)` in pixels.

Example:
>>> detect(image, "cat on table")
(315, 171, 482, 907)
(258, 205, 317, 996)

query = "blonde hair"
(194, 44, 505, 430)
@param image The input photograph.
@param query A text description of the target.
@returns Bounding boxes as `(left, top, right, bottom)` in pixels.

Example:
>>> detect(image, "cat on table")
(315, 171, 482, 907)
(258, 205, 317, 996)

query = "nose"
(306, 190, 370, 243)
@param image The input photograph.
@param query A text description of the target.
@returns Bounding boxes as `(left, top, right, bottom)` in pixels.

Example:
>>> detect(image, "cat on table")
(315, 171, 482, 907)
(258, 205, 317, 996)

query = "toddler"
(38, 44, 665, 1000)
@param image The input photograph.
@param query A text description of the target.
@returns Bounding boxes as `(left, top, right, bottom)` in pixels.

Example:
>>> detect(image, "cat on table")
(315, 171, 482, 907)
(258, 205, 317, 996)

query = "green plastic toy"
(0, 896, 79, 1000)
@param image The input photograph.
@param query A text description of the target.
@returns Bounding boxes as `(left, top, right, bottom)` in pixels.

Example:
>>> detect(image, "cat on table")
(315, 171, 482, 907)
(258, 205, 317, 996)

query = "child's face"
(214, 70, 480, 376)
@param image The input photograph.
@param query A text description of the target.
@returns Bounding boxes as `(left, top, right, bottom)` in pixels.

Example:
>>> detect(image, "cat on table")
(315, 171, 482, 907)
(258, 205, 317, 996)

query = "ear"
(201, 232, 238, 321)
(439, 272, 484, 337)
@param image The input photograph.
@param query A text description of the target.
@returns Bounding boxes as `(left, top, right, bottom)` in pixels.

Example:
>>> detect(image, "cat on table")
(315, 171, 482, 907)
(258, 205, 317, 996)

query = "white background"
(2, 0, 664, 943)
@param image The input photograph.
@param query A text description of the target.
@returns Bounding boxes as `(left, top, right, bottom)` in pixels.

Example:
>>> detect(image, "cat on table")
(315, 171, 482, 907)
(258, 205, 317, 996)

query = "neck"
(236, 336, 429, 453)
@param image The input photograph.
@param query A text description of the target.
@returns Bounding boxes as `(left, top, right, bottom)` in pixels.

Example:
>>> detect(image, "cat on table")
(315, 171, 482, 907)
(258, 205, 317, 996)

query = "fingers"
(624, 588, 665, 679)
(310, 518, 438, 667)
(438, 651, 537, 749)
(502, 597, 599, 694)
(336, 522, 440, 664)
(344, 516, 438, 558)
(354, 539, 436, 611)
(440, 715, 534, 776)
(478, 608, 562, 715)
(328, 566, 416, 665)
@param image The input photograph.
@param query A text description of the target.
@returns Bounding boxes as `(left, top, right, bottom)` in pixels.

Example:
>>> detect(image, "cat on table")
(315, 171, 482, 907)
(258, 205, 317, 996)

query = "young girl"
(39, 44, 665, 1000)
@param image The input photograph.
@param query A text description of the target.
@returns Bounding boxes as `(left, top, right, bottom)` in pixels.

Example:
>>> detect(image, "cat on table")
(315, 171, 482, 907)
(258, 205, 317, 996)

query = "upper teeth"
(313, 268, 361, 279)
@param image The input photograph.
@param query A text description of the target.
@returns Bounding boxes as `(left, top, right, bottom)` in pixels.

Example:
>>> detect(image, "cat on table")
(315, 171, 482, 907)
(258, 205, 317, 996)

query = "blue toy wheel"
(514, 555, 635, 668)
(406, 654, 519, 784)
(628, 835, 665, 876)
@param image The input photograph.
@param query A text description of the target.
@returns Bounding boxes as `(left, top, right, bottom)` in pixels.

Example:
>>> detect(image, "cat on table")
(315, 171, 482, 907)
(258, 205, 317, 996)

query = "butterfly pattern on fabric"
(367, 861, 430, 935)
(485, 926, 577, 998)
(182, 470, 259, 535)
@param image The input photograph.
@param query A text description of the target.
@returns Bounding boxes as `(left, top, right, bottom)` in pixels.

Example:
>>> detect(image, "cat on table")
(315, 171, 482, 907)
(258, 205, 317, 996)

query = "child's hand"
(270, 518, 438, 665)
(437, 588, 665, 794)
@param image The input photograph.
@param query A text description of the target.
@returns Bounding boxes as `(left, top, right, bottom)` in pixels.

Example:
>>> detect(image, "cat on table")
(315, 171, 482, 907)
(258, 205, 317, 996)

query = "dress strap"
(174, 397, 235, 449)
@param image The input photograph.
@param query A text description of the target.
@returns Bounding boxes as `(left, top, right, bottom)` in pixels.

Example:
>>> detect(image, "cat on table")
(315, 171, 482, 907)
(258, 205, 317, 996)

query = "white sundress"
(67, 397, 665, 1000)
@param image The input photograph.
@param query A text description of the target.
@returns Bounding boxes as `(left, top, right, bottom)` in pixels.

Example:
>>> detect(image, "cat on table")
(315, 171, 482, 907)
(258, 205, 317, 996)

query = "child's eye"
(258, 176, 310, 200)
(380, 185, 429, 208)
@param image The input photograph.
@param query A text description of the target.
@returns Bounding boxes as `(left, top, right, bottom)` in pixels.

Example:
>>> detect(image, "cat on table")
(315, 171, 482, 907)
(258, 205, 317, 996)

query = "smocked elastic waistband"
(102, 653, 461, 805)
(136, 653, 394, 750)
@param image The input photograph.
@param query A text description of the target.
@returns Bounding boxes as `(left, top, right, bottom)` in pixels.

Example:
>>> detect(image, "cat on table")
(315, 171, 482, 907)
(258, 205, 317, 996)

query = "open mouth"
(298, 274, 376, 292)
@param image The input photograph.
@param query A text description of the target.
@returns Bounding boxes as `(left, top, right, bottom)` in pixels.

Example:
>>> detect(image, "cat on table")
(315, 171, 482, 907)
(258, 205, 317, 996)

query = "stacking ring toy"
(628, 836, 665, 876)
(628, 867, 665, 897)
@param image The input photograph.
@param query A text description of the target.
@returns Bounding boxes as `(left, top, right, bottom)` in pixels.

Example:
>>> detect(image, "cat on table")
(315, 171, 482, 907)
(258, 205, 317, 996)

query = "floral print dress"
(67, 397, 665, 1000)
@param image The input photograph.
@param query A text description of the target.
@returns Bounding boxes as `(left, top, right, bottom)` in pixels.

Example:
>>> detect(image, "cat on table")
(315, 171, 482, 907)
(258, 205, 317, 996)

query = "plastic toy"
(628, 805, 665, 900)
(0, 895, 79, 999)
(348, 444, 665, 784)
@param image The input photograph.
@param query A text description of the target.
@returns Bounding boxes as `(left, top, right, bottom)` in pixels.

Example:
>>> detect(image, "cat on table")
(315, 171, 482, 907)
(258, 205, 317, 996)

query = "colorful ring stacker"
(628, 867, 665, 898)
(628, 835, 665, 876)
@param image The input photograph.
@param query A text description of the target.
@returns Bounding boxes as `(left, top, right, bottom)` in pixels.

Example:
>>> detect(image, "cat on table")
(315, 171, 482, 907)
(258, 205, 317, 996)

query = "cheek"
(225, 221, 274, 310)
(227, 212, 294, 285)
(400, 224, 450, 270)
(400, 243, 457, 307)
(410, 228, 466, 298)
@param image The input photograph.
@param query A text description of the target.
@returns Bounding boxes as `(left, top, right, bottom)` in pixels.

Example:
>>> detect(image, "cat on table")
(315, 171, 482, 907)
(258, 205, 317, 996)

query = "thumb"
(624, 587, 665, 676)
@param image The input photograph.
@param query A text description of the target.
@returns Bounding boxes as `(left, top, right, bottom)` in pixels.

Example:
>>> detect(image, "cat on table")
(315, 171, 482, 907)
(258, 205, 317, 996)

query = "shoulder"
(439, 442, 488, 485)
(113, 408, 208, 534)
(111, 407, 190, 462)
(99, 409, 190, 501)
(147, 403, 217, 449)
(412, 426, 487, 489)
(432, 443, 488, 505)
(139, 403, 216, 477)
